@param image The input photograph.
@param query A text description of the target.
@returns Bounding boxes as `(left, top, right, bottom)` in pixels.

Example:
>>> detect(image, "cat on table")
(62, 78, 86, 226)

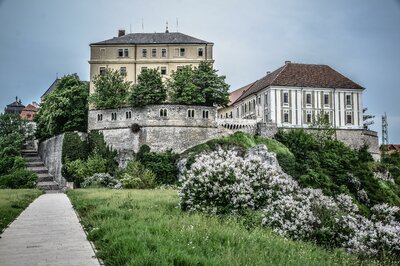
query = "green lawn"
(67, 189, 380, 266)
(0, 189, 43, 232)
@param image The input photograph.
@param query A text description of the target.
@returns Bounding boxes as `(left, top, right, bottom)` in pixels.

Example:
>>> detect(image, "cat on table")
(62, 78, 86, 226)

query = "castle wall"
(88, 105, 231, 159)
(38, 134, 65, 187)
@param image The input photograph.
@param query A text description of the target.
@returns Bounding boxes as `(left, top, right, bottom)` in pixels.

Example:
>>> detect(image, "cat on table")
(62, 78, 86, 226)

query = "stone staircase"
(21, 149, 60, 193)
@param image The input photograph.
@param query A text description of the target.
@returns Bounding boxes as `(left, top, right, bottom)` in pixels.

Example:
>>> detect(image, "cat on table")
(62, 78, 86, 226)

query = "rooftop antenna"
(382, 112, 389, 146)
(176, 17, 179, 32)
(165, 21, 169, 33)
(142, 18, 144, 32)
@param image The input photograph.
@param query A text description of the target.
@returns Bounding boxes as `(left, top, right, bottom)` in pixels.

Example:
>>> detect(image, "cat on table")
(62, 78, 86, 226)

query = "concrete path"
(0, 193, 99, 266)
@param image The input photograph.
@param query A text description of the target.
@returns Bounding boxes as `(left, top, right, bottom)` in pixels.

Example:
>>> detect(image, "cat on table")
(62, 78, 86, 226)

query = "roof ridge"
(269, 63, 288, 85)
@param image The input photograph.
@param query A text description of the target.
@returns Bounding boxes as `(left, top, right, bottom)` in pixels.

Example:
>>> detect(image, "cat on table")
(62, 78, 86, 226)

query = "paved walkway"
(0, 193, 99, 266)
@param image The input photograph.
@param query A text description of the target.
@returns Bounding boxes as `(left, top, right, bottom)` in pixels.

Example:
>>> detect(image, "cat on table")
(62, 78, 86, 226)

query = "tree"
(35, 74, 89, 140)
(129, 68, 167, 107)
(168, 62, 230, 106)
(90, 68, 132, 109)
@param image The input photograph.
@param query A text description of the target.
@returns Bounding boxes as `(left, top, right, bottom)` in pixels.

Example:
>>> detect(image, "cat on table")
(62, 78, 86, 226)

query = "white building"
(227, 62, 364, 130)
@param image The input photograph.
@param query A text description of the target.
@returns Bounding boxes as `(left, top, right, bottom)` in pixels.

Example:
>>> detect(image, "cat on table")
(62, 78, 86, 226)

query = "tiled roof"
(41, 78, 60, 99)
(228, 82, 254, 105)
(91, 32, 212, 45)
(234, 63, 364, 103)
(22, 104, 38, 112)
(382, 144, 400, 152)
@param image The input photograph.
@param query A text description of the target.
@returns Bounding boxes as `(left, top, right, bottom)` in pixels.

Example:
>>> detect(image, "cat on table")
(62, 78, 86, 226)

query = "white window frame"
(283, 92, 289, 106)
(306, 111, 312, 124)
(346, 111, 352, 125)
(179, 48, 185, 57)
(142, 48, 147, 58)
(306, 93, 312, 106)
(151, 48, 157, 58)
(346, 94, 352, 108)
(324, 93, 329, 106)
(283, 110, 290, 123)
(161, 48, 167, 57)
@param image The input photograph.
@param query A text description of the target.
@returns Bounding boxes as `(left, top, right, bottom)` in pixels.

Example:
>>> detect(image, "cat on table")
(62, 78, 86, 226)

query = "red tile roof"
(234, 63, 364, 104)
(22, 104, 38, 112)
(228, 82, 254, 105)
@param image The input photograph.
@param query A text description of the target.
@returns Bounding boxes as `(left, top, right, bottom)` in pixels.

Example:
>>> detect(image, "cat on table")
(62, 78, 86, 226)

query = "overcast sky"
(0, 0, 399, 143)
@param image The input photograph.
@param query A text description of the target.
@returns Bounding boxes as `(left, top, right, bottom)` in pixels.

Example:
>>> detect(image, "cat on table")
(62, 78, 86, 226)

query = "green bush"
(62, 132, 88, 164)
(63, 154, 107, 187)
(136, 147, 178, 185)
(0, 168, 37, 188)
(119, 160, 155, 189)
(88, 131, 118, 175)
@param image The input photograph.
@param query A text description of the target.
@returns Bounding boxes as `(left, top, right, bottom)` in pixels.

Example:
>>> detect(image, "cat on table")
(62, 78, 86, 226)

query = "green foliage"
(0, 168, 38, 189)
(136, 146, 178, 185)
(67, 189, 380, 266)
(168, 61, 230, 106)
(381, 152, 400, 185)
(129, 68, 166, 107)
(274, 129, 400, 207)
(118, 160, 156, 189)
(88, 131, 118, 175)
(61, 132, 88, 164)
(63, 154, 107, 187)
(0, 113, 24, 136)
(90, 68, 131, 109)
(35, 74, 89, 140)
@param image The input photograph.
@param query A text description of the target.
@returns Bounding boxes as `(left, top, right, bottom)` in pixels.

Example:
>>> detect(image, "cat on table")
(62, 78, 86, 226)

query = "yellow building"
(89, 29, 213, 96)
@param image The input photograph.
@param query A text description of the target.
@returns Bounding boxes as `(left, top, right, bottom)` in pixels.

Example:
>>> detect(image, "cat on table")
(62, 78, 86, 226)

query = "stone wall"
(335, 129, 380, 160)
(88, 105, 231, 159)
(38, 133, 88, 188)
(38, 134, 65, 187)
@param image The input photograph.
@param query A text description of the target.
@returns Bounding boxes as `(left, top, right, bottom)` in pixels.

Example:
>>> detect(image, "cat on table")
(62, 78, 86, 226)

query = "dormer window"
(198, 48, 204, 57)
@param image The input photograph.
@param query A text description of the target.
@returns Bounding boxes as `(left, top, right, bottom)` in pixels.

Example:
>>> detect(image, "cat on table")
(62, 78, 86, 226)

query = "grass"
(0, 189, 43, 232)
(67, 188, 381, 266)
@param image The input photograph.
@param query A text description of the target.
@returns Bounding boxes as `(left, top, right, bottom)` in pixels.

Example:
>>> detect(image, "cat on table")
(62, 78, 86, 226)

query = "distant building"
(20, 103, 38, 121)
(4, 97, 25, 114)
(41, 78, 60, 102)
(381, 144, 400, 155)
(89, 29, 214, 106)
(222, 62, 365, 130)
(218, 83, 252, 119)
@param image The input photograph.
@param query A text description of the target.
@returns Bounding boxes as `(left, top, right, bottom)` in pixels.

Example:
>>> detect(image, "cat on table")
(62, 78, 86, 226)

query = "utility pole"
(382, 112, 389, 154)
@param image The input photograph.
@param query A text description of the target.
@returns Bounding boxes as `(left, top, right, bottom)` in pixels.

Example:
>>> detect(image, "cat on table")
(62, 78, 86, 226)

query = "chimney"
(118, 30, 125, 37)
(266, 71, 271, 75)
(285, 60, 291, 65)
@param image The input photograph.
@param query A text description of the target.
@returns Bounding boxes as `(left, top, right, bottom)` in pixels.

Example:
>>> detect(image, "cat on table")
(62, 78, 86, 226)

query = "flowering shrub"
(179, 145, 400, 259)
(118, 160, 156, 189)
(82, 173, 121, 189)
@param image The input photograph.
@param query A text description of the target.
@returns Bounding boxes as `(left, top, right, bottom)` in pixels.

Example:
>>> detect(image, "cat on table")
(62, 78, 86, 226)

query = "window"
(97, 114, 103, 121)
(99, 67, 106, 75)
(324, 94, 329, 105)
(244, 103, 247, 113)
(160, 108, 167, 117)
(142, 48, 147, 58)
(258, 96, 261, 104)
(283, 92, 289, 104)
(111, 112, 117, 121)
(230, 111, 233, 118)
(152, 48, 157, 57)
(306, 112, 312, 123)
(126, 111, 132, 119)
(306, 93, 312, 105)
(118, 48, 129, 57)
(346, 112, 352, 124)
(177, 66, 183, 71)
(203, 110, 209, 119)
(120, 67, 127, 76)
(161, 48, 167, 57)
(283, 112, 289, 123)
(346, 94, 352, 106)
(160, 67, 167, 75)
(141, 67, 147, 72)
(265, 93, 268, 106)
(187, 109, 195, 118)
(236, 108, 239, 118)
(180, 48, 185, 57)
(198, 48, 204, 57)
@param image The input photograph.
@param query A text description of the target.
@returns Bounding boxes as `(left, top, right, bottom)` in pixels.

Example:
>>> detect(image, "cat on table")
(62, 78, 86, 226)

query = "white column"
(291, 90, 296, 126)
(353, 92, 358, 129)
(297, 90, 302, 126)
(276, 89, 281, 126)
(339, 92, 345, 127)
(270, 89, 276, 124)
(334, 90, 340, 128)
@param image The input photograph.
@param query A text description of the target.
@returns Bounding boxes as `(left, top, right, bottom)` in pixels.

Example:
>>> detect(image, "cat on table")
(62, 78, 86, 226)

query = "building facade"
(89, 30, 214, 100)
(224, 62, 365, 130)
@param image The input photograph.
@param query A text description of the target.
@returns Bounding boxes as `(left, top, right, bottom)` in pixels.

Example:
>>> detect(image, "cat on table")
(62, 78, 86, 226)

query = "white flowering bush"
(179, 146, 400, 259)
(82, 173, 121, 189)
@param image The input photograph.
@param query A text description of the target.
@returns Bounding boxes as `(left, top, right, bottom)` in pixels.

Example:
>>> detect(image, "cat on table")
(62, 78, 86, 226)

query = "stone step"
(28, 166, 49, 174)
(25, 161, 45, 167)
(22, 152, 39, 157)
(37, 181, 59, 191)
(37, 174, 54, 182)
(24, 157, 42, 162)
(21, 149, 37, 154)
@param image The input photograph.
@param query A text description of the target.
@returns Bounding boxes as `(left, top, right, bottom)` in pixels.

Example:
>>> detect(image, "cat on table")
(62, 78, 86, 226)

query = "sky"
(0, 0, 399, 143)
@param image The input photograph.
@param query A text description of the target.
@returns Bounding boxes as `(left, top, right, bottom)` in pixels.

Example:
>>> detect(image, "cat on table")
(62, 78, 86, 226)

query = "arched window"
(160, 108, 167, 117)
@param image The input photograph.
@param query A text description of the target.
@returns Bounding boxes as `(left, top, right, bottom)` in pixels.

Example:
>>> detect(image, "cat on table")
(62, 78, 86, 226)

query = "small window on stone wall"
(111, 112, 117, 121)
(202, 110, 209, 119)
(160, 108, 167, 117)
(187, 109, 195, 118)
(97, 113, 103, 121)
(126, 111, 132, 119)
